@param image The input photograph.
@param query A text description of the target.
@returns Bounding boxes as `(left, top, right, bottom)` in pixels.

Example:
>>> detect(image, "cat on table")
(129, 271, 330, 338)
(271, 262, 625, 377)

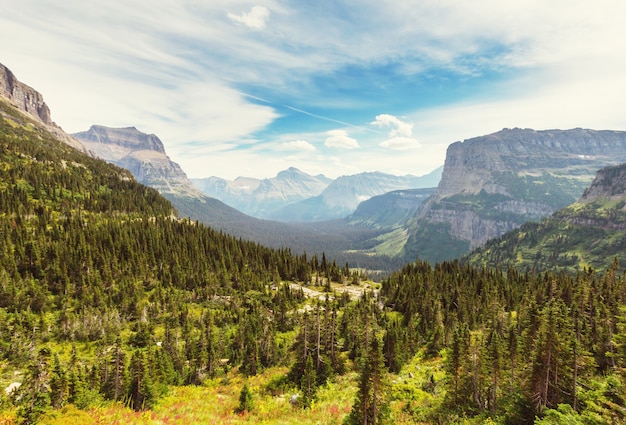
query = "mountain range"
(70, 122, 626, 268)
(192, 166, 441, 222)
(7, 60, 626, 274)
(65, 125, 407, 273)
(191, 168, 332, 219)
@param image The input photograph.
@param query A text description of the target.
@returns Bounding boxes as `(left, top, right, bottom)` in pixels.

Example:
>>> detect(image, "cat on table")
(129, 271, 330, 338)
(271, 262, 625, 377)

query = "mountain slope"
(191, 167, 331, 218)
(402, 127, 626, 263)
(465, 162, 626, 273)
(71, 126, 404, 272)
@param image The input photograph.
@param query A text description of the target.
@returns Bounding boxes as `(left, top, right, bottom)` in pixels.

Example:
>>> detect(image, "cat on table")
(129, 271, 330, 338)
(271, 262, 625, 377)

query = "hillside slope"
(465, 162, 626, 273)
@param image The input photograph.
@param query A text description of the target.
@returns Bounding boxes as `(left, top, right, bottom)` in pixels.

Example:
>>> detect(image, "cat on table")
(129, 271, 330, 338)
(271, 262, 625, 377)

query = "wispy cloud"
(2, 0, 626, 179)
(228, 6, 271, 30)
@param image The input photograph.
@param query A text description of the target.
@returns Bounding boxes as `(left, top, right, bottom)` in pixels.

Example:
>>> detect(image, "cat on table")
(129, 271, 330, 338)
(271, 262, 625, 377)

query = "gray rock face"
(73, 125, 202, 198)
(579, 163, 626, 203)
(437, 128, 626, 197)
(415, 128, 626, 251)
(0, 63, 52, 125)
(0, 62, 87, 152)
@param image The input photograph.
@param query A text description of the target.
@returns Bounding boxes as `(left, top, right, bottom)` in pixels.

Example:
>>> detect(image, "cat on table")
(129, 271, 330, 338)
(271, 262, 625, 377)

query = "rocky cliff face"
(436, 128, 626, 197)
(73, 125, 202, 198)
(0, 62, 87, 152)
(466, 162, 626, 273)
(578, 163, 626, 203)
(411, 128, 626, 254)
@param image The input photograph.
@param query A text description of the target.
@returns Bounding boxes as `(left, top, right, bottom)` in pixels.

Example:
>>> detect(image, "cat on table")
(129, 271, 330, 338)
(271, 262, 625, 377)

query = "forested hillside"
(0, 98, 357, 423)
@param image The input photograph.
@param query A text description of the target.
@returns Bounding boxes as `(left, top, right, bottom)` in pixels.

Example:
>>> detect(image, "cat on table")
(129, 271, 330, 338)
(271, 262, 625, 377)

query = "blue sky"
(2, 0, 626, 179)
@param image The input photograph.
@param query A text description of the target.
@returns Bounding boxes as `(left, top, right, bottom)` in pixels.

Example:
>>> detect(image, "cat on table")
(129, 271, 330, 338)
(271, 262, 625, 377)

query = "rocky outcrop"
(0, 63, 87, 152)
(73, 125, 203, 198)
(578, 163, 626, 203)
(412, 128, 626, 254)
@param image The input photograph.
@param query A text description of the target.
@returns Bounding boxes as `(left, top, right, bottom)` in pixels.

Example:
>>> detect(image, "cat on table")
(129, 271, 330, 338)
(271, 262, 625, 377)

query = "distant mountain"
(401, 128, 626, 264)
(465, 162, 626, 273)
(73, 125, 206, 199)
(191, 167, 331, 218)
(347, 188, 436, 229)
(269, 167, 443, 222)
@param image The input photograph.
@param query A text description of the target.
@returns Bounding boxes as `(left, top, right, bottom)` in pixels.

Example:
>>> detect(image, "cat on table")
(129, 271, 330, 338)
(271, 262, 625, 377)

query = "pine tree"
(344, 336, 389, 425)
(17, 347, 51, 425)
(127, 350, 155, 411)
(235, 382, 254, 414)
(301, 353, 317, 408)
(102, 337, 126, 401)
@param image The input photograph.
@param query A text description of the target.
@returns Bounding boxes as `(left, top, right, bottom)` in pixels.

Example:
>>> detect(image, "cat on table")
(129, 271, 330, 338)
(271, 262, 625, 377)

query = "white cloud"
(279, 140, 316, 152)
(228, 6, 270, 30)
(371, 114, 413, 138)
(371, 114, 420, 151)
(324, 130, 360, 149)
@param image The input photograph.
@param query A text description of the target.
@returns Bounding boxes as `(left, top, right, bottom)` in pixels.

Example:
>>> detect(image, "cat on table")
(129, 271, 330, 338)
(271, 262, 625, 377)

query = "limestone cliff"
(409, 128, 626, 258)
(73, 125, 202, 199)
(0, 62, 86, 152)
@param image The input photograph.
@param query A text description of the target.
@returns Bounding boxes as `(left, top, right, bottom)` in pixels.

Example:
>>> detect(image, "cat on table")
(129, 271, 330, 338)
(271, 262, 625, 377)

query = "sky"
(2, 1, 626, 180)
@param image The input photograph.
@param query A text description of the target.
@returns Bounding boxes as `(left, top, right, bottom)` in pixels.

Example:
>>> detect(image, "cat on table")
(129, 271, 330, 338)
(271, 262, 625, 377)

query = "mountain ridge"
(192, 167, 332, 218)
(0, 62, 88, 152)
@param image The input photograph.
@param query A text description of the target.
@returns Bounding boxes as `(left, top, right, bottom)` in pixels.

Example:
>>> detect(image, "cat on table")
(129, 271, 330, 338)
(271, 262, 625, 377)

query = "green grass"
(25, 354, 452, 425)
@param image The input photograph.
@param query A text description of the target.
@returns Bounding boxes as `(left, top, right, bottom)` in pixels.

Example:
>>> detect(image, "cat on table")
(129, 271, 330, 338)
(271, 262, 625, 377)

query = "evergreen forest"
(1, 99, 626, 424)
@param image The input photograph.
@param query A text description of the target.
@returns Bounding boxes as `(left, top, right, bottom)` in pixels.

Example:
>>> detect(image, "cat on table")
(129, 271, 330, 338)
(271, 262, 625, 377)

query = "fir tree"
(344, 336, 389, 425)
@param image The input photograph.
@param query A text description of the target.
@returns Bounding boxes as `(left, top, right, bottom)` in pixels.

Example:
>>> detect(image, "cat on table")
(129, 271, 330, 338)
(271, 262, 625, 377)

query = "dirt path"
(289, 282, 376, 301)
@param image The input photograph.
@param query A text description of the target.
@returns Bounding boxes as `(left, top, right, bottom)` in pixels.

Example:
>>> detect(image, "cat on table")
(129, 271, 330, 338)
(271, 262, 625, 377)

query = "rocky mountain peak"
(0, 62, 87, 152)
(73, 125, 202, 199)
(0, 63, 52, 125)
(75, 125, 166, 155)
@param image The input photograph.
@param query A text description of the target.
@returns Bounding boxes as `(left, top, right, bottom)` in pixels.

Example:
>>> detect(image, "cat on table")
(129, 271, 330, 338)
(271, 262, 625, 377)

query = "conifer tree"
(17, 347, 51, 425)
(127, 350, 155, 411)
(235, 382, 254, 414)
(344, 336, 389, 425)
